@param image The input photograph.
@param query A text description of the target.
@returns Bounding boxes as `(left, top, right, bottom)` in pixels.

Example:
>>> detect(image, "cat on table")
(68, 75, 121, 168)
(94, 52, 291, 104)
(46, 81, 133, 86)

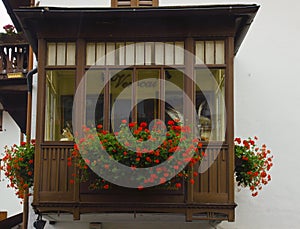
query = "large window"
(44, 70, 76, 141)
(195, 69, 225, 141)
(44, 39, 226, 142)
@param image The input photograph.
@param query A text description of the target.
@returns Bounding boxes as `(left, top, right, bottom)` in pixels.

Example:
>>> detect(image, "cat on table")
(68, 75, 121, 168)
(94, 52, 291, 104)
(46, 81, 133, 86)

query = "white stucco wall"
(1, 0, 300, 228)
(0, 112, 23, 217)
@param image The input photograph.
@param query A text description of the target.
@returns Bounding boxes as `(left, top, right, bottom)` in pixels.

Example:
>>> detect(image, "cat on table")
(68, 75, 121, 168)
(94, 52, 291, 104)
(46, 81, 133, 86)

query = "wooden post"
(0, 211, 7, 221)
(23, 24, 34, 229)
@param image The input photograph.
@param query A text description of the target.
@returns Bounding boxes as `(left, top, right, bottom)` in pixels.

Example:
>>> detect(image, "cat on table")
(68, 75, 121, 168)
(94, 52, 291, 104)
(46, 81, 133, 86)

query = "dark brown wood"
(33, 39, 46, 206)
(0, 213, 22, 228)
(225, 37, 235, 216)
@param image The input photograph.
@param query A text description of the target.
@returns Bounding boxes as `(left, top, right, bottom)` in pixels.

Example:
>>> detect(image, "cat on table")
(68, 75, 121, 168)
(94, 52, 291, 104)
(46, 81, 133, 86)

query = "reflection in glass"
(45, 70, 75, 141)
(195, 69, 225, 141)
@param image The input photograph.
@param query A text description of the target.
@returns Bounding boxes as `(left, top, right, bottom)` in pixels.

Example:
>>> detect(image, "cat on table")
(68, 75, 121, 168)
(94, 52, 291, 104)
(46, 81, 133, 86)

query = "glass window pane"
(45, 70, 75, 141)
(47, 43, 56, 66)
(205, 41, 215, 64)
(85, 70, 106, 127)
(106, 43, 116, 65)
(86, 43, 96, 66)
(215, 40, 225, 64)
(165, 42, 174, 65)
(96, 43, 106, 65)
(136, 69, 160, 124)
(57, 43, 66, 66)
(195, 41, 204, 64)
(66, 43, 76, 65)
(165, 69, 184, 124)
(174, 42, 184, 65)
(155, 42, 164, 65)
(135, 42, 145, 65)
(110, 69, 133, 130)
(116, 42, 125, 65)
(195, 69, 225, 141)
(125, 42, 134, 66)
(145, 42, 154, 65)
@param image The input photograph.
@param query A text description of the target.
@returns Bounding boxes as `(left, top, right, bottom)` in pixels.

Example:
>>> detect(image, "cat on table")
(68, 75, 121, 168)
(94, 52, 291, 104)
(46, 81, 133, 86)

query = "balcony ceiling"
(12, 4, 259, 55)
(0, 78, 28, 133)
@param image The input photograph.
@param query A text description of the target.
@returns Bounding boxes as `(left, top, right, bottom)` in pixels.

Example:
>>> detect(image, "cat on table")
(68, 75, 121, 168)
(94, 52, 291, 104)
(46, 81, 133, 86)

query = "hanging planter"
(234, 137, 274, 197)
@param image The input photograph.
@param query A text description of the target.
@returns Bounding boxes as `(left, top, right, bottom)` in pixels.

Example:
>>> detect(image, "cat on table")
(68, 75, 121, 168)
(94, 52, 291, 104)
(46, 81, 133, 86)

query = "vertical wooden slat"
(55, 148, 60, 192)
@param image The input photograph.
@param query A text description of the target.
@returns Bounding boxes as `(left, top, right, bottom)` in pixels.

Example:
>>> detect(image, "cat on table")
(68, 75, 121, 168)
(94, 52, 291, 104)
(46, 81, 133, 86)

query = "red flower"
(261, 171, 267, 178)
(167, 120, 174, 126)
(21, 142, 26, 146)
(175, 183, 182, 188)
(140, 122, 147, 128)
(103, 184, 109, 189)
(129, 122, 136, 128)
(234, 137, 241, 144)
(138, 186, 144, 190)
(122, 119, 127, 124)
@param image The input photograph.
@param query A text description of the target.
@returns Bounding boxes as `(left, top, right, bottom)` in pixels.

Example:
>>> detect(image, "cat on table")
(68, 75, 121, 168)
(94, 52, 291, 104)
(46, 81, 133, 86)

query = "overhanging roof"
(12, 4, 259, 55)
(2, 0, 31, 31)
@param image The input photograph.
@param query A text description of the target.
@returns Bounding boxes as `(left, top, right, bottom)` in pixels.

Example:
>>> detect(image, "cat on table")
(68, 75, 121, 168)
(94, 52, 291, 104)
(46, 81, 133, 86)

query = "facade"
(1, 0, 300, 229)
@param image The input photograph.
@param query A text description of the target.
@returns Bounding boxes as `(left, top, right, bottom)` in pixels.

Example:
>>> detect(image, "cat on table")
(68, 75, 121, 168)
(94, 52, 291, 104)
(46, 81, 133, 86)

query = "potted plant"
(0, 140, 35, 199)
(0, 24, 27, 45)
(234, 137, 273, 197)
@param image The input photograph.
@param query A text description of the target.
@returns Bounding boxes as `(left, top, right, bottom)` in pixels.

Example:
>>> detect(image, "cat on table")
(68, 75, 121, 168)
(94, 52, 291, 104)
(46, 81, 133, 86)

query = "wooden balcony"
(33, 142, 236, 222)
(0, 33, 29, 133)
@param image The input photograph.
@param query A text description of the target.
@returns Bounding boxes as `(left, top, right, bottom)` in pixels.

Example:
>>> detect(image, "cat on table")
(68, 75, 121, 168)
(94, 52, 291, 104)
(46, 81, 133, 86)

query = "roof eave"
(12, 4, 259, 55)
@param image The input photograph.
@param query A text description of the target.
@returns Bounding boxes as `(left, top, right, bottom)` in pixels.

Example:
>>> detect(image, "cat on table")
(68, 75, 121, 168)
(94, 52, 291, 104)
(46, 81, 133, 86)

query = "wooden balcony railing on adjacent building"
(0, 33, 29, 133)
(33, 142, 235, 222)
(0, 33, 28, 79)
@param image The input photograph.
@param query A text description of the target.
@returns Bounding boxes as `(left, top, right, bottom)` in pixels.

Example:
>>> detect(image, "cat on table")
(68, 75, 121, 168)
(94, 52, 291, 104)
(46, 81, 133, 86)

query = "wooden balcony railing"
(0, 43, 29, 79)
(34, 142, 235, 221)
(0, 34, 29, 132)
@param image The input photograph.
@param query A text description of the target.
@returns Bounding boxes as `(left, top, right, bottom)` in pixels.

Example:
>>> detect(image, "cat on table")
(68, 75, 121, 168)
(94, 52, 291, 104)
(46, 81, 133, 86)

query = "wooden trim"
(33, 39, 46, 206)
(225, 37, 235, 205)
(184, 37, 194, 203)
(74, 39, 86, 203)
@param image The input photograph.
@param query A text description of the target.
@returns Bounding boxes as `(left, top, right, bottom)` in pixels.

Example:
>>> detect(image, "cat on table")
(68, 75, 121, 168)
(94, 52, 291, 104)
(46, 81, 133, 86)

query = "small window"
(111, 0, 158, 7)
(86, 41, 184, 66)
(195, 40, 225, 65)
(47, 42, 76, 66)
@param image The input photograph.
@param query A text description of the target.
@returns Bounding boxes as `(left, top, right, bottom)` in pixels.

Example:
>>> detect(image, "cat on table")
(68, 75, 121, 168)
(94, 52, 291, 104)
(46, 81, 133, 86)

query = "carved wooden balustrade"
(0, 42, 29, 79)
(34, 142, 235, 221)
(0, 34, 29, 133)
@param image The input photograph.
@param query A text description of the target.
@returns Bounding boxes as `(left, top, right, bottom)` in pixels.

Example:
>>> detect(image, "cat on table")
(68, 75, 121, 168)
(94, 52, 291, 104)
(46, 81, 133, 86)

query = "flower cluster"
(68, 120, 203, 190)
(0, 140, 35, 199)
(3, 24, 15, 34)
(234, 137, 273, 197)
